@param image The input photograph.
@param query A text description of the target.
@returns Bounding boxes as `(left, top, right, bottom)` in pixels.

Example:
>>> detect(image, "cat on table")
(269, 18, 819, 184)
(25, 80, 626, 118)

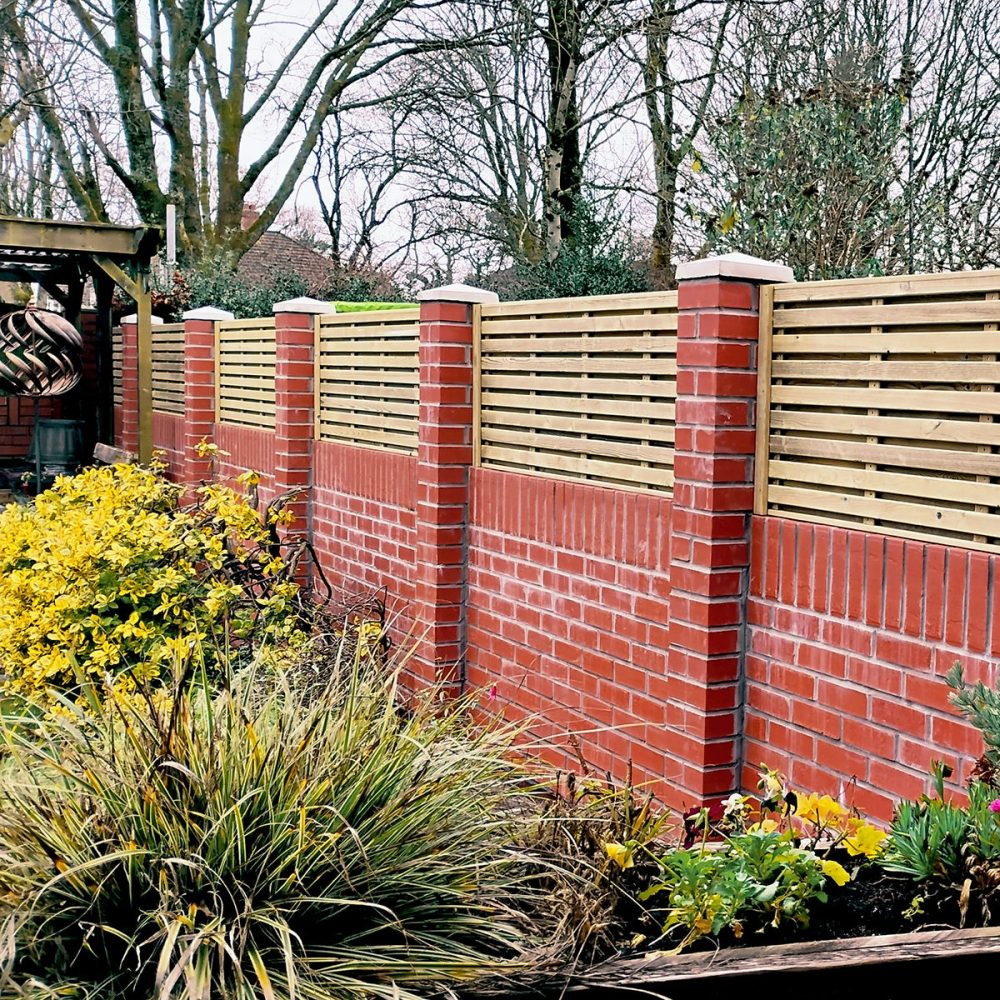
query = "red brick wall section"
(312, 440, 417, 638)
(465, 469, 679, 803)
(746, 515, 998, 822)
(152, 412, 183, 476)
(215, 423, 278, 507)
(667, 276, 763, 804)
(0, 396, 61, 459)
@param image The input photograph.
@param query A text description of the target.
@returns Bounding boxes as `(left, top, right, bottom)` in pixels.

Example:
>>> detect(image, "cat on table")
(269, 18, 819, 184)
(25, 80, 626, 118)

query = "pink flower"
(989, 799, 1000, 814)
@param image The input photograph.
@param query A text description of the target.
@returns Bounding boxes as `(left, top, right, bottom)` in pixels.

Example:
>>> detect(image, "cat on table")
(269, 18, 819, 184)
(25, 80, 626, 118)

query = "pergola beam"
(0, 215, 161, 464)
(0, 217, 152, 257)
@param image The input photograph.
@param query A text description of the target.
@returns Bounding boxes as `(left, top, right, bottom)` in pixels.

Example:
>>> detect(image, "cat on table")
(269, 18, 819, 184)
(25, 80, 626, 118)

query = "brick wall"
(152, 412, 184, 474)
(312, 441, 417, 634)
(746, 515, 996, 821)
(123, 269, 998, 822)
(466, 468, 679, 800)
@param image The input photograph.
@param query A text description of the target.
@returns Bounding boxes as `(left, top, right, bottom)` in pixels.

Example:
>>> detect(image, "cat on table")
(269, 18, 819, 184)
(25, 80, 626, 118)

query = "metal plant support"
(0, 307, 83, 492)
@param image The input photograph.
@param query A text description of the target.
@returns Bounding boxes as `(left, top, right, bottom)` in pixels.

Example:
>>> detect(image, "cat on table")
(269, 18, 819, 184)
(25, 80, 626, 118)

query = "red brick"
(677, 279, 755, 311)
(875, 634, 932, 672)
(871, 697, 927, 738)
(902, 541, 924, 636)
(924, 547, 946, 640)
(945, 549, 969, 647)
(847, 532, 866, 621)
(843, 717, 896, 759)
(791, 700, 842, 740)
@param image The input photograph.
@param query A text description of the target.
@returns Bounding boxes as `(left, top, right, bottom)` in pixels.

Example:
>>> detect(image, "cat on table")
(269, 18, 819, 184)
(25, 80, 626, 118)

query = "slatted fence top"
(152, 322, 184, 414)
(477, 292, 679, 492)
(757, 269, 1000, 551)
(216, 317, 276, 429)
(316, 308, 420, 454)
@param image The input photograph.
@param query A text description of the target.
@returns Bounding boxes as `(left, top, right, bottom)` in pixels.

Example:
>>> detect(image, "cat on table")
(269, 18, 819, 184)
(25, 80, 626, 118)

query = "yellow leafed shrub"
(0, 463, 301, 704)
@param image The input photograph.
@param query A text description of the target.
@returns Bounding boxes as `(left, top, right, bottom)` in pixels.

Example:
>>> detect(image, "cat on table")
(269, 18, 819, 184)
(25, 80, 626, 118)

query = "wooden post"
(136, 286, 154, 464)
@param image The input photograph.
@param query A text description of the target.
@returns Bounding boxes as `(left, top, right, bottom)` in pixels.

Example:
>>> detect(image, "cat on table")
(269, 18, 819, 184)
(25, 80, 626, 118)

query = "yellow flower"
(843, 821, 887, 859)
(796, 793, 847, 828)
(603, 842, 635, 870)
(820, 859, 851, 886)
(748, 818, 780, 834)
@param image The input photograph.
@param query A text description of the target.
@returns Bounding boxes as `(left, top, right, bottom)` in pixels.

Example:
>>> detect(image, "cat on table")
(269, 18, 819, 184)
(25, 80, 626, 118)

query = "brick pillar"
(668, 253, 794, 804)
(273, 297, 333, 586)
(119, 313, 163, 459)
(182, 307, 232, 483)
(414, 283, 498, 690)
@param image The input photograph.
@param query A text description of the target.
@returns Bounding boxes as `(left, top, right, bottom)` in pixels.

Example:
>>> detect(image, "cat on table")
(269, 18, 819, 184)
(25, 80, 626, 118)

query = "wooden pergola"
(0, 216, 161, 461)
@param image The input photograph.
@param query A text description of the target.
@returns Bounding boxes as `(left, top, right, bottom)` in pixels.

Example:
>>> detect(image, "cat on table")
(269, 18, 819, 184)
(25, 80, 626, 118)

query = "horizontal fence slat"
(771, 384, 1000, 416)
(771, 270, 1000, 303)
(772, 331, 1000, 354)
(769, 484, 1000, 540)
(481, 374, 677, 398)
(480, 444, 674, 489)
(480, 291, 678, 317)
(773, 301, 1000, 328)
(481, 408, 676, 443)
(482, 356, 676, 375)
(769, 434, 1000, 477)
(769, 458, 1000, 507)
(771, 360, 1000, 383)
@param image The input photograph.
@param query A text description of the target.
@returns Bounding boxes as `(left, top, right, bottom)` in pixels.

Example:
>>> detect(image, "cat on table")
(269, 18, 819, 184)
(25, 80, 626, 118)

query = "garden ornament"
(0, 307, 83, 491)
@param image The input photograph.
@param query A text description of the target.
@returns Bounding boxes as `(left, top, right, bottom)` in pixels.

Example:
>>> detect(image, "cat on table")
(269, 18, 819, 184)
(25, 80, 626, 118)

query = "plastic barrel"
(28, 418, 84, 467)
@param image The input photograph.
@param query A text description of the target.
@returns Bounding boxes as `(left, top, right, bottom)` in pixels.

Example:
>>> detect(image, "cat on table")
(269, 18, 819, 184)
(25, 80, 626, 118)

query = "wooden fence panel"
(316, 309, 420, 454)
(151, 322, 184, 414)
(757, 268, 1000, 551)
(216, 318, 276, 429)
(477, 292, 679, 492)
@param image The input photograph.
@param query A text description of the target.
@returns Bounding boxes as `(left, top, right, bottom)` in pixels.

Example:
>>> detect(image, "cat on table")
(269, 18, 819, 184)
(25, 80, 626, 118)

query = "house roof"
(237, 231, 334, 294)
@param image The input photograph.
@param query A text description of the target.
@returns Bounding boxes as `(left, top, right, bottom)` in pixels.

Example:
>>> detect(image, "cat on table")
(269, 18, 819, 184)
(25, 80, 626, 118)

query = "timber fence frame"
(754, 269, 1000, 553)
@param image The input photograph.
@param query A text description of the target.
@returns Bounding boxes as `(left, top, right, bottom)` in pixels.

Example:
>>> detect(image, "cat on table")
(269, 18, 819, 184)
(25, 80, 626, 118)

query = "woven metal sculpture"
(0, 307, 83, 397)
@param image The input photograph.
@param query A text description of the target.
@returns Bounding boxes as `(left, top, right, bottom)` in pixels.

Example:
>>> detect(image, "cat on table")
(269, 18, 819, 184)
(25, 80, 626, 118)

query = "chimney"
(241, 203, 260, 230)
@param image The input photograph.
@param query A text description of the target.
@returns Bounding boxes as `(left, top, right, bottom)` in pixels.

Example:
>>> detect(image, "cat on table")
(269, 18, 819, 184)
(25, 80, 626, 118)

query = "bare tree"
(1, 0, 464, 259)
(698, 0, 1000, 276)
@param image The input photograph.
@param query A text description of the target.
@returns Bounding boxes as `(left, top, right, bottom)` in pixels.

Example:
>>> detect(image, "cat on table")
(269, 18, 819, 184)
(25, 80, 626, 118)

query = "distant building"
(236, 206, 334, 295)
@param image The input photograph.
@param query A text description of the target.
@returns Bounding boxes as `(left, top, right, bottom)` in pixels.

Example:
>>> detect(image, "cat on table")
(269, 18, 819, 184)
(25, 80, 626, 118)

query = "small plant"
(947, 661, 1000, 780)
(637, 766, 878, 952)
(641, 830, 843, 952)
(883, 762, 1000, 924)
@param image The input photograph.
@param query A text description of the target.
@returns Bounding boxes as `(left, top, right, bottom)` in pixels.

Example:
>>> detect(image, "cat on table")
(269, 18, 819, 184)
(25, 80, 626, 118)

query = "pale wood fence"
(315, 308, 420, 454)
(215, 318, 276, 428)
(755, 269, 1000, 551)
(151, 322, 185, 415)
(475, 293, 679, 493)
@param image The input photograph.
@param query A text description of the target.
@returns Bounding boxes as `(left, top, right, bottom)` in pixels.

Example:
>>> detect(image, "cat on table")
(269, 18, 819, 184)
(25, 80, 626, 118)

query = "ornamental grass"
(0, 644, 557, 1000)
